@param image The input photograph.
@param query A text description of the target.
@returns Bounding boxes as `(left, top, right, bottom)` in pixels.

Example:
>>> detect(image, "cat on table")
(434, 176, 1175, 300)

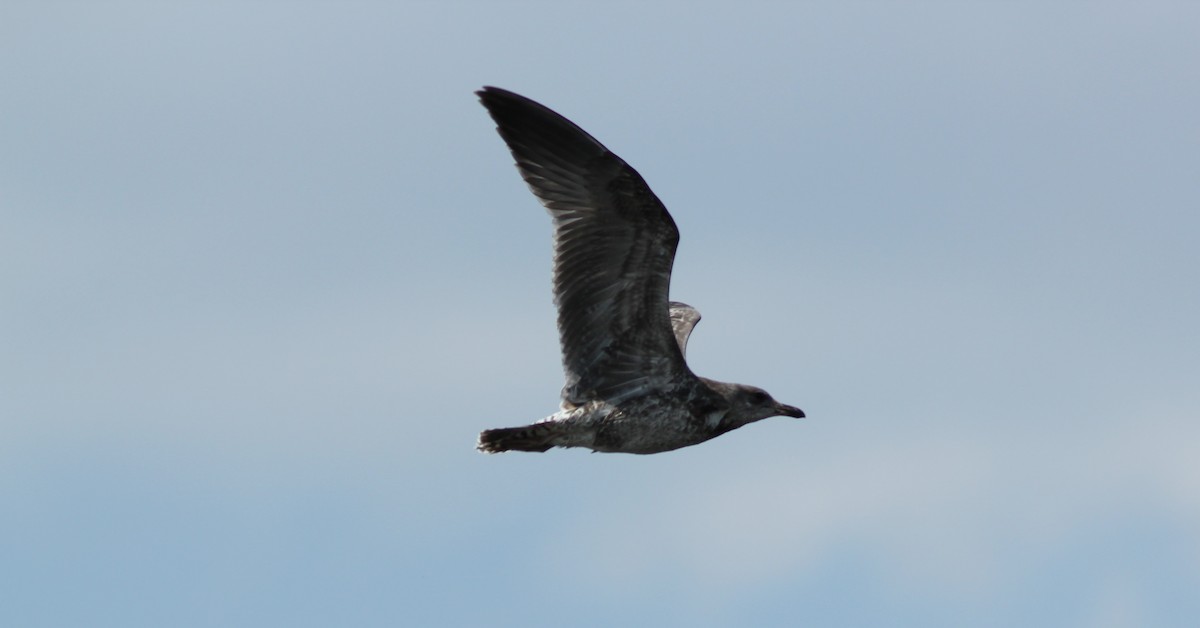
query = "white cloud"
(539, 405, 1200, 612)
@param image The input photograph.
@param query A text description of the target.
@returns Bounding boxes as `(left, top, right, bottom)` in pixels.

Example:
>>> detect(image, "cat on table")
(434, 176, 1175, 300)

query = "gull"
(476, 87, 804, 454)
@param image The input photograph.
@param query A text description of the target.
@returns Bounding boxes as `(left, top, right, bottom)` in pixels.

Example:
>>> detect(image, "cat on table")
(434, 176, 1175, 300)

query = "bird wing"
(668, 301, 701, 359)
(478, 86, 692, 405)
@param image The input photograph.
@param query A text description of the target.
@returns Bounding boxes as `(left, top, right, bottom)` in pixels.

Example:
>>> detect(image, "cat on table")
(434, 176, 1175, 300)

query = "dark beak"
(776, 403, 805, 419)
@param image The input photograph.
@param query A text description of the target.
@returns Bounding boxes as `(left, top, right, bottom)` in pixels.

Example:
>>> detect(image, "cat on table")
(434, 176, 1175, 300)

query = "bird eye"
(749, 391, 770, 404)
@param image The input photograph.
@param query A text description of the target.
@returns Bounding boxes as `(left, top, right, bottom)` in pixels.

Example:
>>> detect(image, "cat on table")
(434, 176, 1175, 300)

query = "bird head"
(726, 384, 805, 425)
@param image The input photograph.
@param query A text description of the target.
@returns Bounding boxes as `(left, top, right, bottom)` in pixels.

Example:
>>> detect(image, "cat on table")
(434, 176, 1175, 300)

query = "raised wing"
(478, 86, 691, 405)
(668, 301, 701, 359)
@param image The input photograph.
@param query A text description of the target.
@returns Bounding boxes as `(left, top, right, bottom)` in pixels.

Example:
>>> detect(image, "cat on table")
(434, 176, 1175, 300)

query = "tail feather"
(477, 422, 559, 453)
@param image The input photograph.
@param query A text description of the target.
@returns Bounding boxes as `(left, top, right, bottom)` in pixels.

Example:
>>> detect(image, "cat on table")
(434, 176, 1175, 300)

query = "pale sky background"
(3, 2, 1199, 627)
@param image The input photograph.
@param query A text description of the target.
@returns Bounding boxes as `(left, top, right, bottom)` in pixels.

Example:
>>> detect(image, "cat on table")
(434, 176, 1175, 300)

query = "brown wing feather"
(668, 301, 702, 358)
(477, 87, 692, 405)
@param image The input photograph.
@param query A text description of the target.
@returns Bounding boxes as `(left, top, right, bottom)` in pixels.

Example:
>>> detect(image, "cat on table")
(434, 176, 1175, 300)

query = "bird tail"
(477, 422, 559, 453)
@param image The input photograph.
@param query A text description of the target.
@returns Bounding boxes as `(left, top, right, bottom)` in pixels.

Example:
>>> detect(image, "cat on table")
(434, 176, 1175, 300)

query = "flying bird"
(476, 86, 804, 454)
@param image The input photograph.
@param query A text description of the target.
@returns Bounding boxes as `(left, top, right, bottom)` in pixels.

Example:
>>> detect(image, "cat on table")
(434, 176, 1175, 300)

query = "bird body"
(475, 87, 804, 455)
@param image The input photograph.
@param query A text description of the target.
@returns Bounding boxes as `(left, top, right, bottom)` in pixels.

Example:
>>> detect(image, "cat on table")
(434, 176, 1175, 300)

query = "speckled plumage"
(475, 87, 804, 455)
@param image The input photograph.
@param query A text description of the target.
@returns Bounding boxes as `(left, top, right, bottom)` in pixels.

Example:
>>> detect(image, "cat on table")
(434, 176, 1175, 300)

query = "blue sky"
(3, 2, 1199, 626)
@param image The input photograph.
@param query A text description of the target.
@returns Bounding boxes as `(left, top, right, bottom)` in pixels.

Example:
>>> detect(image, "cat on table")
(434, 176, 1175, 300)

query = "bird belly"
(589, 404, 710, 454)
